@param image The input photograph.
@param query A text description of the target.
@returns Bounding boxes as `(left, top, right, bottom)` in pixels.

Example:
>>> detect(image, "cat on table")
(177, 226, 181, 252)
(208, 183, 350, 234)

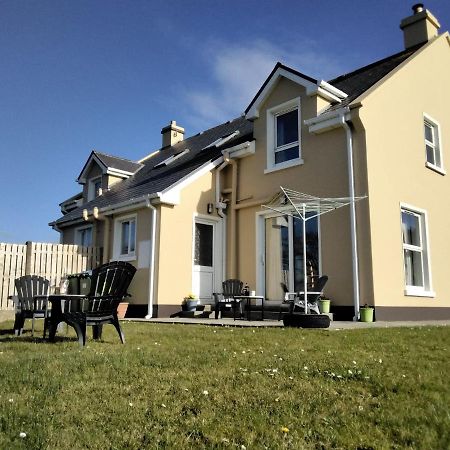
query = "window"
(75, 226, 92, 247)
(194, 222, 213, 267)
(424, 115, 444, 174)
(266, 98, 303, 173)
(113, 215, 137, 260)
(88, 177, 102, 201)
(401, 205, 434, 296)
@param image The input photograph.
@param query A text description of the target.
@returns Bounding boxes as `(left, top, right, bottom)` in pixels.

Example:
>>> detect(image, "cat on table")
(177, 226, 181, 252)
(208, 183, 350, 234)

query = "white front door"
(192, 218, 221, 303)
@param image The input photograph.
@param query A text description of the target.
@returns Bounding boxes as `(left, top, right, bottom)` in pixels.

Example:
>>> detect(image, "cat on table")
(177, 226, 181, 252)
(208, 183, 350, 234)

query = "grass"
(0, 321, 449, 449)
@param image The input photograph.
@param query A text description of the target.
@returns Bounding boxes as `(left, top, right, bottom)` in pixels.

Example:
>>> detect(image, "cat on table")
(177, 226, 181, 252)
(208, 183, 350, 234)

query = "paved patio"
(123, 317, 450, 329)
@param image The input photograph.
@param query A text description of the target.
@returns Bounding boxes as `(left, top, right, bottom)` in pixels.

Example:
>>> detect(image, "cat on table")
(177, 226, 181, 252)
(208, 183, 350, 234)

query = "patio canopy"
(262, 187, 366, 314)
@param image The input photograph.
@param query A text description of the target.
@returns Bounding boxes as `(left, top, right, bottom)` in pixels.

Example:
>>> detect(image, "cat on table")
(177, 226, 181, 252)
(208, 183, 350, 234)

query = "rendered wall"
(358, 35, 450, 316)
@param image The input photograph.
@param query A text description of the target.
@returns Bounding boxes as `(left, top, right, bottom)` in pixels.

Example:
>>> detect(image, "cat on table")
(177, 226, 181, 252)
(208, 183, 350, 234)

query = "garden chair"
(213, 279, 243, 319)
(48, 261, 136, 346)
(278, 275, 328, 320)
(10, 275, 50, 337)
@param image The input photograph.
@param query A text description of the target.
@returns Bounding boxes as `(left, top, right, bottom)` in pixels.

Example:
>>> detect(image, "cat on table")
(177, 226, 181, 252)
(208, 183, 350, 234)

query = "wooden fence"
(0, 242, 100, 310)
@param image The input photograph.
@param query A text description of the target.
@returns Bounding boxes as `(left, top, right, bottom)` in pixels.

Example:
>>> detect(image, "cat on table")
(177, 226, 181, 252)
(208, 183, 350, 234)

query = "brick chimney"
(161, 120, 184, 148)
(400, 4, 440, 49)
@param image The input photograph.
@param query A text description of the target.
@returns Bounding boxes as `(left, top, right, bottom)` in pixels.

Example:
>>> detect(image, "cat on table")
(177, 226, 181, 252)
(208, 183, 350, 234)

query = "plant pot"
(117, 302, 129, 319)
(318, 299, 331, 314)
(360, 307, 374, 322)
(182, 300, 198, 312)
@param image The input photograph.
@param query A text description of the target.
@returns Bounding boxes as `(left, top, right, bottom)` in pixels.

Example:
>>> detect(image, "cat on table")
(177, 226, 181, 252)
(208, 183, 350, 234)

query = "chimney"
(161, 120, 184, 148)
(400, 4, 440, 49)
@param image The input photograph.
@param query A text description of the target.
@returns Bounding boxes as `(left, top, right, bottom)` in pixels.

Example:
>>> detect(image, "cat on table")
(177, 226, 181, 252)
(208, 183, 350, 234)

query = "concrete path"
(123, 317, 450, 329)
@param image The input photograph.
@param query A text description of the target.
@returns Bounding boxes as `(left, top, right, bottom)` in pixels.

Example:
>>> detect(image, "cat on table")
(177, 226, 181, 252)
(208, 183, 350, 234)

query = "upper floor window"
(401, 204, 434, 297)
(265, 98, 303, 173)
(113, 214, 137, 260)
(75, 226, 92, 247)
(88, 177, 102, 201)
(424, 114, 444, 174)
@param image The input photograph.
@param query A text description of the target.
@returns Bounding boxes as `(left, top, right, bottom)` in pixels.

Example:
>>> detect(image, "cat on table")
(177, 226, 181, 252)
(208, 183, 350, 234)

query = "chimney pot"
(412, 3, 424, 14)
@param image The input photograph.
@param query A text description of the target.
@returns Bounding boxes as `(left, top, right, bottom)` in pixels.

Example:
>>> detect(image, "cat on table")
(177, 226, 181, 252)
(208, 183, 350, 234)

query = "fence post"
(24, 241, 33, 275)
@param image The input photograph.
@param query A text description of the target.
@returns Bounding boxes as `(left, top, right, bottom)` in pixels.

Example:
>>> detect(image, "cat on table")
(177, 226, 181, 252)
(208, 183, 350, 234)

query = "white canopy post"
(263, 187, 366, 315)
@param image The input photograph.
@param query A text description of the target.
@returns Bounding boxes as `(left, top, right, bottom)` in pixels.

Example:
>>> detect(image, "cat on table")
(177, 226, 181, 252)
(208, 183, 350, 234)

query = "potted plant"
(360, 304, 374, 322)
(318, 296, 331, 314)
(182, 293, 198, 311)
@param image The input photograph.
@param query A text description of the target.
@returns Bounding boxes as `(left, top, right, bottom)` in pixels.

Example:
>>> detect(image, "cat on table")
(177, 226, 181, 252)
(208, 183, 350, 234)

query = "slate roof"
(94, 151, 143, 174)
(53, 43, 425, 227)
(324, 43, 424, 113)
(53, 116, 253, 226)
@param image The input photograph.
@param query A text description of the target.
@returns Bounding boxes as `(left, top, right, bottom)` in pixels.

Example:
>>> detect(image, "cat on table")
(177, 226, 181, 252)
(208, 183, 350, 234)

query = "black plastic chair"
(278, 275, 329, 320)
(48, 261, 136, 346)
(10, 275, 50, 336)
(213, 279, 243, 319)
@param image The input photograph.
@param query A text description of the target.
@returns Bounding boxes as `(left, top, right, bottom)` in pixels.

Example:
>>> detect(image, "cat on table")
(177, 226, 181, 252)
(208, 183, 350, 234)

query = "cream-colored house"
(51, 5, 450, 320)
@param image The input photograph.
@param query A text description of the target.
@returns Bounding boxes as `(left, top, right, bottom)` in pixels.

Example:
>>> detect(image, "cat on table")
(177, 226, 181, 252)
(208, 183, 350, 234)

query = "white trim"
(400, 202, 433, 295)
(266, 97, 302, 172)
(246, 67, 317, 119)
(423, 113, 444, 174)
(113, 213, 137, 261)
(304, 107, 351, 134)
(223, 140, 256, 159)
(106, 167, 135, 178)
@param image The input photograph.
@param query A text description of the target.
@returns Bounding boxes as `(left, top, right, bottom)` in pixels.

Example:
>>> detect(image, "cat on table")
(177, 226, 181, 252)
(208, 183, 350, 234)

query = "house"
(50, 5, 450, 320)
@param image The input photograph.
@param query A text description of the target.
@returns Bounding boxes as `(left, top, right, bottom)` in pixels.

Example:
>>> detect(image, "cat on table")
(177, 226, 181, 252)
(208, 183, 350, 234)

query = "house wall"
(359, 35, 450, 319)
(231, 77, 366, 311)
(156, 171, 219, 317)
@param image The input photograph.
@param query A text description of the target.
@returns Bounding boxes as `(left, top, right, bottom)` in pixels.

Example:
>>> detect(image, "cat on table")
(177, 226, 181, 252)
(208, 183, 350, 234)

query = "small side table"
(233, 295, 265, 321)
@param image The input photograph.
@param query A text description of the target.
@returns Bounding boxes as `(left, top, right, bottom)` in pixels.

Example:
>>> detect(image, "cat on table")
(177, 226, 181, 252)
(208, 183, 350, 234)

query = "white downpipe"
(145, 197, 158, 319)
(341, 116, 360, 321)
(302, 204, 308, 314)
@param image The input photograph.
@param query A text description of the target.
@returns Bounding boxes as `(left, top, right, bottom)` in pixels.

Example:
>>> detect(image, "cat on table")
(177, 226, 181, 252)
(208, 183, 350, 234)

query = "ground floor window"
(75, 226, 92, 247)
(401, 204, 433, 296)
(113, 214, 137, 260)
(264, 214, 319, 301)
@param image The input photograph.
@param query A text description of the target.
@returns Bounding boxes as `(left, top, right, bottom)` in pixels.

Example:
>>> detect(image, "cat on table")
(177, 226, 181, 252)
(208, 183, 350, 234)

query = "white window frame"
(424, 113, 445, 175)
(75, 225, 93, 247)
(88, 176, 103, 201)
(400, 203, 434, 297)
(113, 214, 137, 261)
(265, 97, 304, 174)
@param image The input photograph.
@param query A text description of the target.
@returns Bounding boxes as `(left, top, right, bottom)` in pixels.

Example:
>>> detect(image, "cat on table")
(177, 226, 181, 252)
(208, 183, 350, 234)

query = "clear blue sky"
(1, 0, 449, 243)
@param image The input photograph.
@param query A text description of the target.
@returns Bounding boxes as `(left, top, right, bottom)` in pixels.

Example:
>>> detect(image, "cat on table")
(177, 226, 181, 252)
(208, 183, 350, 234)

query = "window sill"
(264, 158, 304, 174)
(112, 254, 136, 262)
(425, 162, 446, 175)
(404, 288, 435, 298)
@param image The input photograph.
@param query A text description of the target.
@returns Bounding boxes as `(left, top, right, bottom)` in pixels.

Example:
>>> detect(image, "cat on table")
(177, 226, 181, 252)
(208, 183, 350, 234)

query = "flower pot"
(318, 299, 331, 314)
(182, 300, 198, 312)
(117, 302, 129, 319)
(360, 307, 374, 322)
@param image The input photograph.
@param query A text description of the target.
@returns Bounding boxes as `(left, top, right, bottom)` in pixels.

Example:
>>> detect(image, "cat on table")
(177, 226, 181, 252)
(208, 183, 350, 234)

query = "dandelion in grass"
(379, 359, 383, 363)
(203, 390, 209, 396)
(19, 432, 26, 438)
(281, 426, 289, 433)
(303, 366, 308, 371)
(8, 399, 13, 403)
(358, 406, 364, 411)
(129, 402, 133, 407)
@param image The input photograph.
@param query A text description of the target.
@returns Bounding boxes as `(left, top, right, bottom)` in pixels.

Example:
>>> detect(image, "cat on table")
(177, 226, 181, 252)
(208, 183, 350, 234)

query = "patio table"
(233, 295, 265, 321)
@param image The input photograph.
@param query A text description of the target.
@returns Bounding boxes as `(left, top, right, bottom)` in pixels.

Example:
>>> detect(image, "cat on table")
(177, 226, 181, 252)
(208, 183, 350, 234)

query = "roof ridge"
(328, 43, 424, 84)
(93, 150, 142, 165)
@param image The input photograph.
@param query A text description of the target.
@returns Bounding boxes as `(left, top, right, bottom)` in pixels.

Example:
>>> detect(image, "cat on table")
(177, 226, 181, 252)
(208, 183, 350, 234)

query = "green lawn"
(0, 321, 449, 449)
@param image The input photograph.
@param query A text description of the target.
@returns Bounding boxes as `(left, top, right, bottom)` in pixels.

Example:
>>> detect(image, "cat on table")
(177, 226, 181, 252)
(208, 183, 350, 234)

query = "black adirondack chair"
(213, 279, 243, 319)
(10, 275, 50, 336)
(48, 261, 136, 346)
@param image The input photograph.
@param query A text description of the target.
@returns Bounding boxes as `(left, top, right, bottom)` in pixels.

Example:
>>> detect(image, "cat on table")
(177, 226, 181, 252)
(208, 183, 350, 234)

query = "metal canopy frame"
(262, 186, 366, 314)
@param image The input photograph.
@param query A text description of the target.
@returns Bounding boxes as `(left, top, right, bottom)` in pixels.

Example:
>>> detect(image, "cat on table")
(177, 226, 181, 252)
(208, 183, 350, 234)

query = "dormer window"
(88, 177, 102, 201)
(265, 98, 303, 173)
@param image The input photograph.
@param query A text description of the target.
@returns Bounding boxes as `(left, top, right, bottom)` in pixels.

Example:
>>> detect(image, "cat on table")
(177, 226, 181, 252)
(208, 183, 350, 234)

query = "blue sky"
(1, 0, 449, 243)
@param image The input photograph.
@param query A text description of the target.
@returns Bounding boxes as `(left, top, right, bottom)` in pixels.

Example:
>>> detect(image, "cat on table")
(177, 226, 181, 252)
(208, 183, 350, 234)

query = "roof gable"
(77, 151, 143, 183)
(245, 62, 347, 119)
